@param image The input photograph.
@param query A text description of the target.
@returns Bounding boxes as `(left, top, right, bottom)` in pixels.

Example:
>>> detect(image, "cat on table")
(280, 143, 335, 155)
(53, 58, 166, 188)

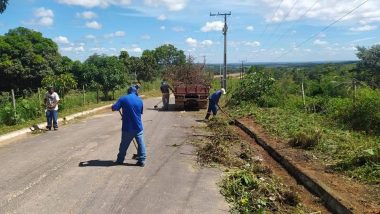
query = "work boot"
(136, 161, 145, 167)
(205, 113, 211, 120)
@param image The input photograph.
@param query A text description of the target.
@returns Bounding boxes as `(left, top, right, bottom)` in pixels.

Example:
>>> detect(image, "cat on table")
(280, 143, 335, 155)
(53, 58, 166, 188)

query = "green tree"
(0, 27, 61, 91)
(119, 50, 130, 69)
(153, 44, 186, 67)
(356, 45, 380, 88)
(0, 0, 8, 13)
(128, 56, 144, 81)
(41, 73, 78, 97)
(84, 54, 127, 99)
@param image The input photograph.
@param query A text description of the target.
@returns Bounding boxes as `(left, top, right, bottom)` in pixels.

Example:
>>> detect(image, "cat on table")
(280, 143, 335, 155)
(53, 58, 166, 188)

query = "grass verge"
(193, 118, 314, 213)
(229, 103, 380, 184)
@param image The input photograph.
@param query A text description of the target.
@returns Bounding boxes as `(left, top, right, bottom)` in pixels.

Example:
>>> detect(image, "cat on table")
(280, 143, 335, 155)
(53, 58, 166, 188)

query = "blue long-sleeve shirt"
(112, 87, 144, 132)
(210, 90, 223, 104)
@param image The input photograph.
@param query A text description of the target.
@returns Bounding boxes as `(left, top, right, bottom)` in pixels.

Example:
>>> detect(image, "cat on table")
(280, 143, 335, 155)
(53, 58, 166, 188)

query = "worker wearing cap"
(112, 86, 146, 167)
(160, 80, 173, 110)
(205, 88, 226, 120)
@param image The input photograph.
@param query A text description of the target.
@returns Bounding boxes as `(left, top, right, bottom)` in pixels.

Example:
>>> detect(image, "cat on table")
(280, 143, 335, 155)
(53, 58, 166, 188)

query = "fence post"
(82, 85, 85, 106)
(96, 88, 99, 104)
(38, 88, 42, 105)
(11, 89, 16, 117)
(301, 81, 306, 111)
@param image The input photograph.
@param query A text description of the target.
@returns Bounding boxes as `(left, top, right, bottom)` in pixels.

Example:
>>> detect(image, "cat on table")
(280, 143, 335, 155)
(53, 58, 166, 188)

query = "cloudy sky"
(1, 0, 379, 63)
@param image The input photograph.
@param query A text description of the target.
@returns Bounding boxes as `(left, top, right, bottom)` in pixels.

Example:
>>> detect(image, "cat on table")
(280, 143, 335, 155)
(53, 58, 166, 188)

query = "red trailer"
(173, 81, 210, 109)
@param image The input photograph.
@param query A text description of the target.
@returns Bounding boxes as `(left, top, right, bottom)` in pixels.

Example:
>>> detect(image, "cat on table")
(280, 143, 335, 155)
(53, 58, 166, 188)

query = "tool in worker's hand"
(216, 104, 236, 125)
(153, 100, 162, 109)
(118, 110, 139, 159)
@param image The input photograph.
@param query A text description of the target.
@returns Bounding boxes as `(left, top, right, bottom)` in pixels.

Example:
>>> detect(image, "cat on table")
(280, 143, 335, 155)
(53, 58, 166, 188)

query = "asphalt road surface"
(0, 97, 229, 214)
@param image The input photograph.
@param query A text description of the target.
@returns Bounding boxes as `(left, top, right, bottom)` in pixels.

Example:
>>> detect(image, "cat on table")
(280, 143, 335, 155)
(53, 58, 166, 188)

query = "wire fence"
(0, 86, 127, 126)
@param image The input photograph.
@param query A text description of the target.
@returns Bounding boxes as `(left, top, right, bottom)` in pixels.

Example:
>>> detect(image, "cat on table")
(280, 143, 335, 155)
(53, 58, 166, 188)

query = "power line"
(266, 0, 300, 42)
(259, 0, 285, 38)
(268, 0, 319, 49)
(274, 0, 370, 61)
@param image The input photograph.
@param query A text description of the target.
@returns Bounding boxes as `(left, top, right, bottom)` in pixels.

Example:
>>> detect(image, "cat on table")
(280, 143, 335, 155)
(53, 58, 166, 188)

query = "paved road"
(0, 97, 229, 214)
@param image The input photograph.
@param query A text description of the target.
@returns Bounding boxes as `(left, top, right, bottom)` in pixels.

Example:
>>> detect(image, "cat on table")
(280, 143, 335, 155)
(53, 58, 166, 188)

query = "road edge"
(0, 104, 112, 143)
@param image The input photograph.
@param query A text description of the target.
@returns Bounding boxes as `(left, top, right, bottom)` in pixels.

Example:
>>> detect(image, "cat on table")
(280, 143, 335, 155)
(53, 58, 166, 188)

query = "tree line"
(0, 27, 186, 99)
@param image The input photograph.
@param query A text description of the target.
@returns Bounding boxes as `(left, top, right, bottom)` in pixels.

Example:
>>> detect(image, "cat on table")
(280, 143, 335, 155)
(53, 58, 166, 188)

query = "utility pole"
(210, 11, 231, 90)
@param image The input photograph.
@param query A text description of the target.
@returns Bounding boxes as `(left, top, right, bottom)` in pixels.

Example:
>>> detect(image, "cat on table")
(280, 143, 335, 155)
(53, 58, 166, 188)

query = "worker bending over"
(205, 88, 226, 120)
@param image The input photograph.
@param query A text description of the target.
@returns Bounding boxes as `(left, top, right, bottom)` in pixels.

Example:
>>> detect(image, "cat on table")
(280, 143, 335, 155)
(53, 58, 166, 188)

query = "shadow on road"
(146, 104, 201, 112)
(78, 160, 140, 167)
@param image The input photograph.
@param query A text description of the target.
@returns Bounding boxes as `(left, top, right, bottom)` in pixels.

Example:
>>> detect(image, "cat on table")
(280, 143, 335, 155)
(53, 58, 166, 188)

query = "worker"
(134, 82, 141, 96)
(112, 86, 146, 167)
(160, 80, 173, 110)
(205, 88, 226, 120)
(44, 86, 60, 131)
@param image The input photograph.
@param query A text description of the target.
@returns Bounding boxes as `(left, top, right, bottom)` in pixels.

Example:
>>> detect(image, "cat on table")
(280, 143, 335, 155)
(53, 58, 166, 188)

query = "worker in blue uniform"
(205, 88, 226, 120)
(112, 86, 146, 167)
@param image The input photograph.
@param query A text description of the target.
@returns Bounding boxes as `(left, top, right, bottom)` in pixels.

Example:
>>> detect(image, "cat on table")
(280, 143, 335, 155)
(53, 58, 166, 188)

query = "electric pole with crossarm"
(210, 11, 231, 90)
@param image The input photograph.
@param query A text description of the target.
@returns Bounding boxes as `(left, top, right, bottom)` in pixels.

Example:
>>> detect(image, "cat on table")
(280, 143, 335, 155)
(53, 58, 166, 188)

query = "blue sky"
(1, 0, 380, 63)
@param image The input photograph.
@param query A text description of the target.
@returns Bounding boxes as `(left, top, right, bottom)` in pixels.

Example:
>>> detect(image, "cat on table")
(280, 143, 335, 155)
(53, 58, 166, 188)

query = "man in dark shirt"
(112, 86, 146, 166)
(160, 81, 173, 110)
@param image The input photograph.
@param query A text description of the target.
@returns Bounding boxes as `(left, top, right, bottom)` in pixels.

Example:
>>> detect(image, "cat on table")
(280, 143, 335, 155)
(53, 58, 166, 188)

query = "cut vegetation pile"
(193, 118, 314, 213)
(164, 56, 212, 85)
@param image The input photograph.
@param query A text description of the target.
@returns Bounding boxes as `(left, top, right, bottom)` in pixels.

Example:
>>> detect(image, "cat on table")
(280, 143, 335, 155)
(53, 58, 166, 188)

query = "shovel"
(216, 104, 236, 125)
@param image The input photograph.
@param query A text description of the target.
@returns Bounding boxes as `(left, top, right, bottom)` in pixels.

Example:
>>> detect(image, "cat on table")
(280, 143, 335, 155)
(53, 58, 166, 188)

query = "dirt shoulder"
(238, 117, 380, 213)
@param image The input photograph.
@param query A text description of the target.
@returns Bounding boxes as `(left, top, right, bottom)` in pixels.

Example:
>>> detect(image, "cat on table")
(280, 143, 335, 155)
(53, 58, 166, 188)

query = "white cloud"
(105, 31, 125, 38)
(121, 46, 143, 53)
(144, 0, 187, 11)
(160, 26, 166, 30)
(77, 11, 97, 19)
(349, 25, 378, 32)
(141, 34, 151, 40)
(246, 26, 254, 31)
(75, 46, 85, 52)
(85, 34, 96, 40)
(30, 7, 54, 27)
(313, 39, 328, 45)
(230, 41, 261, 48)
(200, 40, 213, 46)
(201, 21, 224, 32)
(35, 7, 54, 17)
(61, 47, 73, 52)
(54, 36, 70, 44)
(186, 37, 197, 47)
(244, 41, 261, 47)
(172, 26, 185, 32)
(263, 0, 380, 24)
(157, 14, 167, 21)
(114, 31, 125, 37)
(86, 21, 102, 29)
(57, 0, 132, 8)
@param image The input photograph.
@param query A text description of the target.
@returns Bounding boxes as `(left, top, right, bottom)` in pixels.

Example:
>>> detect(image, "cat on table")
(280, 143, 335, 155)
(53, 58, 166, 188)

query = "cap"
(221, 88, 226, 95)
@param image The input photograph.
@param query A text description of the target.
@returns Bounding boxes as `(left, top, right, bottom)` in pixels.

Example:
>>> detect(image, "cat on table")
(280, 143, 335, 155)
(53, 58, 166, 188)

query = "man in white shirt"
(44, 86, 60, 130)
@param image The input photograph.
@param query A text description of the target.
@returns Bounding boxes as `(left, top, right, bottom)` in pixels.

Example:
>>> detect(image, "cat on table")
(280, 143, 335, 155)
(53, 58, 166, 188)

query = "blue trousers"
(207, 101, 218, 115)
(117, 130, 146, 163)
(46, 110, 58, 128)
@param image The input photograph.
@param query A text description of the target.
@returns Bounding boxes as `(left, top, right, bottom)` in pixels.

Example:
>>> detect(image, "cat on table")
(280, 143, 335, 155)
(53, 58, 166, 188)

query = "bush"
(229, 70, 275, 106)
(288, 129, 322, 149)
(327, 88, 380, 134)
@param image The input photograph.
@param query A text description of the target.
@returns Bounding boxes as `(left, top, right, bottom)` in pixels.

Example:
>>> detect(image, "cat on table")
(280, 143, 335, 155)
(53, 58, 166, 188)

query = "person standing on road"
(112, 86, 146, 167)
(160, 80, 173, 110)
(205, 88, 226, 120)
(44, 86, 60, 131)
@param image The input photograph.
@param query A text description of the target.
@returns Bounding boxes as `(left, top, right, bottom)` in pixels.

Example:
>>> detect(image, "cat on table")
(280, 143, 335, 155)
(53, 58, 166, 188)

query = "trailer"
(173, 82, 210, 110)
